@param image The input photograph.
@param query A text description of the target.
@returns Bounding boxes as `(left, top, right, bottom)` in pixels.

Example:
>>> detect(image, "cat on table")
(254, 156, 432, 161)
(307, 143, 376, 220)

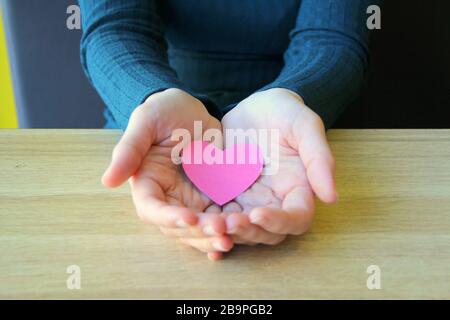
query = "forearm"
(261, 0, 378, 128)
(79, 0, 183, 129)
(264, 38, 368, 128)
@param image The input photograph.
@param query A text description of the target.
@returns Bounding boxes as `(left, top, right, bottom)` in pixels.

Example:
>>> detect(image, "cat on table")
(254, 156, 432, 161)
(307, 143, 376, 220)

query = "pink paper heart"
(181, 141, 263, 205)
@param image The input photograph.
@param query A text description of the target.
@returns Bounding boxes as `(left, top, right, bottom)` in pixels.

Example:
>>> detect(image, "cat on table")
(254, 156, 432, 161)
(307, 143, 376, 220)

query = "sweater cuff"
(124, 87, 223, 130)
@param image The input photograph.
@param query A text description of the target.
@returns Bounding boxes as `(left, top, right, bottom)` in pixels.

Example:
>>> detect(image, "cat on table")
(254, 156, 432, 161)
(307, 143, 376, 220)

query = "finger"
(205, 204, 222, 213)
(226, 212, 287, 245)
(102, 106, 156, 188)
(179, 236, 233, 253)
(130, 176, 197, 228)
(230, 235, 284, 246)
(200, 212, 227, 235)
(249, 185, 315, 235)
(231, 235, 258, 246)
(207, 252, 223, 261)
(203, 117, 224, 149)
(159, 213, 227, 238)
(293, 115, 337, 203)
(223, 202, 242, 213)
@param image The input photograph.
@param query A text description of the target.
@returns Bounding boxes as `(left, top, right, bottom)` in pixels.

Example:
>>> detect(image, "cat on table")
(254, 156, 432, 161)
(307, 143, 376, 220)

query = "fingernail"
(213, 242, 226, 252)
(249, 214, 265, 225)
(227, 224, 240, 234)
(175, 219, 190, 228)
(207, 253, 215, 261)
(203, 225, 219, 236)
(227, 227, 238, 234)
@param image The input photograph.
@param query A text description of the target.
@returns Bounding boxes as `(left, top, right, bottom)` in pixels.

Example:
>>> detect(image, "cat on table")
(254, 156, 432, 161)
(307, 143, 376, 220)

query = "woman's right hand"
(102, 88, 233, 260)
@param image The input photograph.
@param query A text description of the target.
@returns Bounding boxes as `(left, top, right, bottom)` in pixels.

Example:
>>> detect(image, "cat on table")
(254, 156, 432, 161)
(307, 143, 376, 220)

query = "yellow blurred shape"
(0, 8, 18, 128)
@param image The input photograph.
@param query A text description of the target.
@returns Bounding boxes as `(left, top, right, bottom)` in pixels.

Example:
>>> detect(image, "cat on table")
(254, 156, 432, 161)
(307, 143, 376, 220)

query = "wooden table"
(0, 129, 449, 299)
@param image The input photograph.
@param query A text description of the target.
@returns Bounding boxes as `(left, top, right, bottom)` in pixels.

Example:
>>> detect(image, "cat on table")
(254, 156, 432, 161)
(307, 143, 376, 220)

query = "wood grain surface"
(0, 129, 449, 299)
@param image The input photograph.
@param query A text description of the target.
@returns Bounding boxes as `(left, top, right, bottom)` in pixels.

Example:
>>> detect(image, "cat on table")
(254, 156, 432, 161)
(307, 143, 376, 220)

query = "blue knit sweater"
(79, 0, 377, 129)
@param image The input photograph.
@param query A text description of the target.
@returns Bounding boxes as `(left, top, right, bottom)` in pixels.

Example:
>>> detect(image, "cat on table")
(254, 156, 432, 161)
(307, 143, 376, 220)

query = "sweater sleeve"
(78, 0, 220, 130)
(260, 0, 380, 128)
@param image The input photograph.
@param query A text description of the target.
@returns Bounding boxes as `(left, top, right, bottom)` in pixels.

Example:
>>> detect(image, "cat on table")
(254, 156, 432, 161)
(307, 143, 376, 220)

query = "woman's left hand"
(221, 88, 337, 245)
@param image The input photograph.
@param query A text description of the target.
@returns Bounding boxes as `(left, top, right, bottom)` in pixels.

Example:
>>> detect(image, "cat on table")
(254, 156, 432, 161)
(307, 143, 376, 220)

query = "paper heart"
(181, 141, 263, 205)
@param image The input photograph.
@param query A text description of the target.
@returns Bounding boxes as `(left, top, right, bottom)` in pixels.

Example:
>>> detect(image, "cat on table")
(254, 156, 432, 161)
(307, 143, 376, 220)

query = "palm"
(222, 98, 314, 214)
(108, 89, 226, 228)
(235, 148, 311, 213)
(136, 139, 214, 212)
(219, 89, 337, 245)
(106, 88, 333, 254)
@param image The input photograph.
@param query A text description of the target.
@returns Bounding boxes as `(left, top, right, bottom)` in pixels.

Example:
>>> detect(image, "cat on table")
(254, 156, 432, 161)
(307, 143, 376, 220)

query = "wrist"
(258, 88, 305, 104)
(144, 88, 194, 103)
(141, 88, 205, 114)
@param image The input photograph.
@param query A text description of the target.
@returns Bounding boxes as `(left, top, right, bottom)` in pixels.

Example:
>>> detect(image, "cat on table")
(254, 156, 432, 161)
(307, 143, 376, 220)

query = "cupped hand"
(221, 88, 337, 246)
(102, 88, 233, 260)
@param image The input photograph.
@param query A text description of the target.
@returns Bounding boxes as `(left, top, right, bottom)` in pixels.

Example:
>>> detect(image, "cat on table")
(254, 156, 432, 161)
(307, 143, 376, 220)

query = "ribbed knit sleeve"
(261, 0, 380, 128)
(78, 0, 220, 130)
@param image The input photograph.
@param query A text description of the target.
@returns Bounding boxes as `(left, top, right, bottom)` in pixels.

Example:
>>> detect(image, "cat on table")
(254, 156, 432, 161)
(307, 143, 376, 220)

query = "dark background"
(2, 0, 449, 128)
(336, 0, 450, 128)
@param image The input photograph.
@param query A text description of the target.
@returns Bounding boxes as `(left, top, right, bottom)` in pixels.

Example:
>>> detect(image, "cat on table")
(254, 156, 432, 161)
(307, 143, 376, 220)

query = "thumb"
(102, 106, 155, 188)
(294, 115, 337, 204)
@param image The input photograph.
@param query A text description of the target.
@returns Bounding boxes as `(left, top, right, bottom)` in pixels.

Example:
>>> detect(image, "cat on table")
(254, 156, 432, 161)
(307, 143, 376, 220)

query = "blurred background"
(0, 0, 449, 129)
